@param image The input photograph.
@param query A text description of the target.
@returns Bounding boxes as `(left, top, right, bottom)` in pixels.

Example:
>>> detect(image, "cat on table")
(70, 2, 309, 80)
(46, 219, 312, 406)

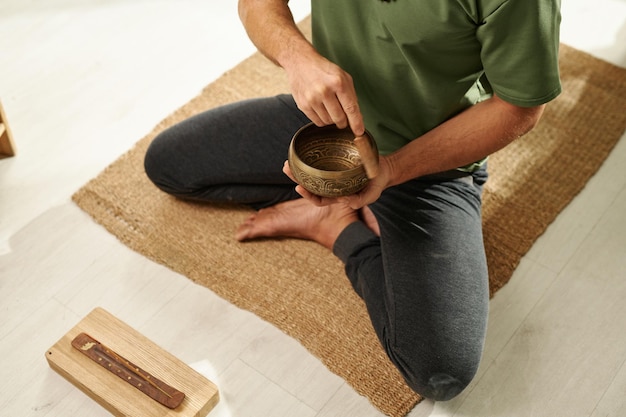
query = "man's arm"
(295, 95, 545, 208)
(238, 0, 312, 68)
(386, 95, 545, 185)
(238, 0, 364, 134)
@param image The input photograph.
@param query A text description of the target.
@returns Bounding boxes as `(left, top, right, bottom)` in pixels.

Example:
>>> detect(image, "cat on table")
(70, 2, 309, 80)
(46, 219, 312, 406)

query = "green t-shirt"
(311, 0, 562, 156)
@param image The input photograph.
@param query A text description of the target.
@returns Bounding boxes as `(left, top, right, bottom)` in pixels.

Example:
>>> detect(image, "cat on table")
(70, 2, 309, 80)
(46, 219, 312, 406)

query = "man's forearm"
(385, 95, 546, 185)
(238, 0, 316, 69)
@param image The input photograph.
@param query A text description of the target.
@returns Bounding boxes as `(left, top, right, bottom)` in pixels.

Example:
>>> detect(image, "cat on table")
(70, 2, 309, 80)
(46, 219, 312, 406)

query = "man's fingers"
(324, 96, 349, 129)
(337, 90, 365, 136)
(283, 160, 296, 182)
(307, 98, 362, 132)
(295, 185, 325, 205)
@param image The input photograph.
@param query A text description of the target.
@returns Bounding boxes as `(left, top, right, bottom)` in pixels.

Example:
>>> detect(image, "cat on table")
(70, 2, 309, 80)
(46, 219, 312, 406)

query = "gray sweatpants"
(144, 94, 489, 401)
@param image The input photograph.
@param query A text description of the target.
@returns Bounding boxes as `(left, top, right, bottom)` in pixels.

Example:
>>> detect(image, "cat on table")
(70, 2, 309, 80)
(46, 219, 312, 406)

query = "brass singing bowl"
(288, 123, 378, 197)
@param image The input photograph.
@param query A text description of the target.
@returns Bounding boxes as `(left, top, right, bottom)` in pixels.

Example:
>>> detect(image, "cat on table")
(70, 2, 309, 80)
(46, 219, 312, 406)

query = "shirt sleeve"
(476, 0, 562, 107)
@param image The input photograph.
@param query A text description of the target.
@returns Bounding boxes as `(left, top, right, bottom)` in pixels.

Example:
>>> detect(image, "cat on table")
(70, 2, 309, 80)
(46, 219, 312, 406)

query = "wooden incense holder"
(46, 307, 219, 417)
(71, 333, 185, 409)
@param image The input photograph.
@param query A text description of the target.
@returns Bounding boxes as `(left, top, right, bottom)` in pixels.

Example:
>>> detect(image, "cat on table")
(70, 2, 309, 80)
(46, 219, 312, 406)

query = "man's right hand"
(238, 0, 365, 137)
(284, 52, 365, 137)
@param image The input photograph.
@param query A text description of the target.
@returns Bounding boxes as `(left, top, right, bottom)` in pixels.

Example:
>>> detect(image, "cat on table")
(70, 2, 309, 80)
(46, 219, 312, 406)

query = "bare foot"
(360, 206, 380, 236)
(236, 198, 359, 249)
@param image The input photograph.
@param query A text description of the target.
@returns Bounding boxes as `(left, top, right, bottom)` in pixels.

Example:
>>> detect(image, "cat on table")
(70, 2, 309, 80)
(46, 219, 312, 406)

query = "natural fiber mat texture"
(72, 18, 626, 417)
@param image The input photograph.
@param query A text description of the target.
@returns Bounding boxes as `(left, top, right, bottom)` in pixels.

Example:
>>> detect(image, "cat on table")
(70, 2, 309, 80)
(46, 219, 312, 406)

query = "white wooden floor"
(1, 2, 625, 416)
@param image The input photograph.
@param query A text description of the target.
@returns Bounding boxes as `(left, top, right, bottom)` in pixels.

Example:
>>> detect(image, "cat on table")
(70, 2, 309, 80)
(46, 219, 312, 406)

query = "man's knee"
(416, 372, 469, 401)
(143, 131, 186, 195)
(144, 133, 167, 185)
(388, 344, 480, 401)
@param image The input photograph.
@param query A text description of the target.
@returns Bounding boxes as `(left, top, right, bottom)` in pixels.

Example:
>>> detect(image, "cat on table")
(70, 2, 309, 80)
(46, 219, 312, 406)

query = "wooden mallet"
(354, 135, 380, 179)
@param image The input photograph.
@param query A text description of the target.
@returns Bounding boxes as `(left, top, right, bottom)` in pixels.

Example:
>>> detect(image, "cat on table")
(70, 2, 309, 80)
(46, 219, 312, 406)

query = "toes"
(235, 224, 251, 241)
(235, 214, 257, 241)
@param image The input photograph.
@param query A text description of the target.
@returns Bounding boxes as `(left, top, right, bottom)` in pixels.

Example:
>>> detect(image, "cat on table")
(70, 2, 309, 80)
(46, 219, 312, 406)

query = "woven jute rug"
(72, 18, 626, 417)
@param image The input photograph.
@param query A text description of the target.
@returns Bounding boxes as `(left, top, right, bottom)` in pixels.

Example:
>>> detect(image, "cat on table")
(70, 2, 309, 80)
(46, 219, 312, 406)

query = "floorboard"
(1, 1, 624, 416)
